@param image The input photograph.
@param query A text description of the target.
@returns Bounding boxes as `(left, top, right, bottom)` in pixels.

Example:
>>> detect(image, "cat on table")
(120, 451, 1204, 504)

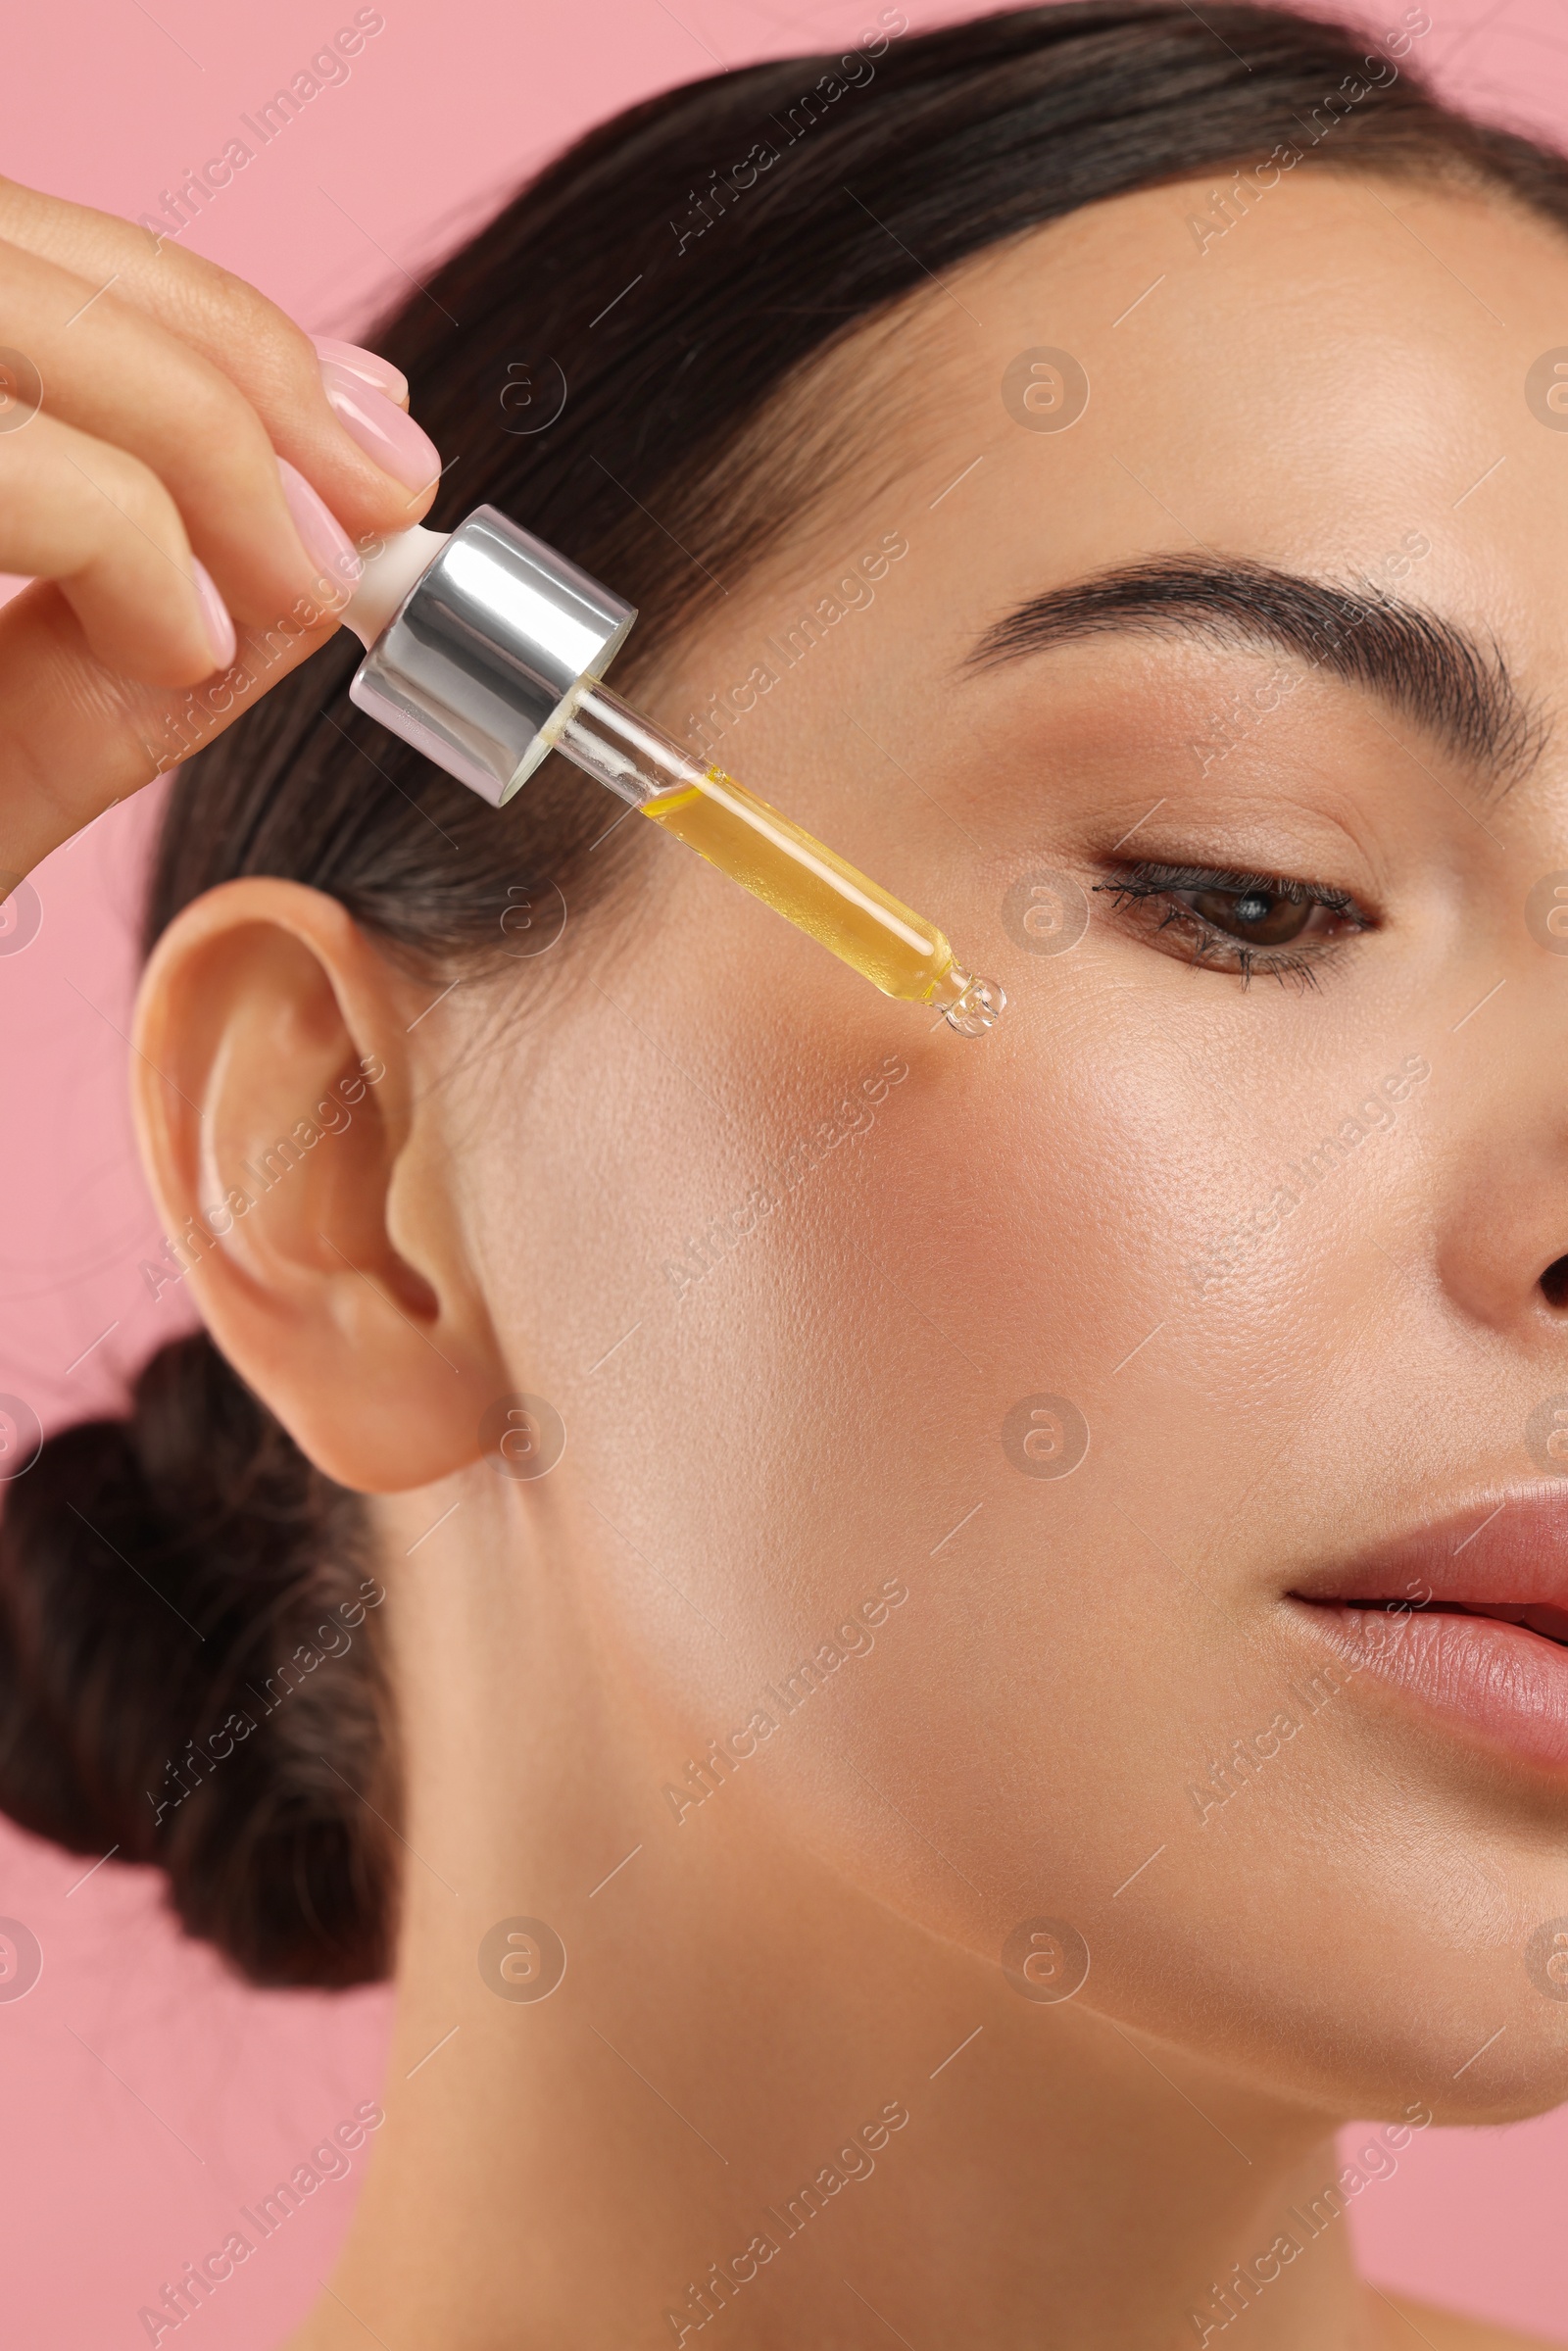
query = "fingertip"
(318, 361, 442, 497)
(310, 335, 410, 409)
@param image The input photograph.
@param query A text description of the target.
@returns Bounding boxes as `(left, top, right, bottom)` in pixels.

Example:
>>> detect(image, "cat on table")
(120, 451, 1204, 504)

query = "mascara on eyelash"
(1099, 860, 1359, 913)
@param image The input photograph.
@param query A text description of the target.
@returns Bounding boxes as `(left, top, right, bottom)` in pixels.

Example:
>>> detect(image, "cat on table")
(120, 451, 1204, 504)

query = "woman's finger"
(0, 234, 366, 632)
(0, 576, 341, 881)
(0, 174, 440, 543)
(311, 336, 412, 411)
(0, 408, 231, 685)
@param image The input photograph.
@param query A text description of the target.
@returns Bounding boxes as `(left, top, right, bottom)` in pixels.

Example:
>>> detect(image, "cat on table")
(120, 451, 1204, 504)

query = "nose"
(1435, 1124, 1568, 1341)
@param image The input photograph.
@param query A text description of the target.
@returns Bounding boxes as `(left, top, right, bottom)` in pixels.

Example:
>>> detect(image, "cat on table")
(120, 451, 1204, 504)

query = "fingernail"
(319, 359, 441, 494)
(311, 335, 409, 406)
(191, 559, 236, 670)
(275, 457, 364, 592)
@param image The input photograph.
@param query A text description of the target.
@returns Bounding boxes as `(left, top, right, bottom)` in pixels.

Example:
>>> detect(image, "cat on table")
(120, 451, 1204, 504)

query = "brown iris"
(1189, 886, 1313, 946)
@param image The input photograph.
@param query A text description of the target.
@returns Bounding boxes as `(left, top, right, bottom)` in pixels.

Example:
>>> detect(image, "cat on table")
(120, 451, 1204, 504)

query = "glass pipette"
(343, 509, 1004, 1034)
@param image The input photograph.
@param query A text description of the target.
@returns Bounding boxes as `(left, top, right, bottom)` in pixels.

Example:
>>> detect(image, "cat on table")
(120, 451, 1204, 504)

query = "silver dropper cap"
(347, 505, 637, 807)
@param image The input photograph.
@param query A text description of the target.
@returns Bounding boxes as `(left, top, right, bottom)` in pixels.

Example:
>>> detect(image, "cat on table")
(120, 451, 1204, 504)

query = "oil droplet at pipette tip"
(929, 969, 1007, 1037)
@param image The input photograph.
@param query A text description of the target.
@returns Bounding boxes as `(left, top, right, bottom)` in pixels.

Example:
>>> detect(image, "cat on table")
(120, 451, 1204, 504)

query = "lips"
(1287, 1491, 1568, 1775)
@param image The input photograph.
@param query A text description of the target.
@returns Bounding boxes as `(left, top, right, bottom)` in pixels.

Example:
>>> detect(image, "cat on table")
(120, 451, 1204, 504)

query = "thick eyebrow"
(963, 555, 1546, 798)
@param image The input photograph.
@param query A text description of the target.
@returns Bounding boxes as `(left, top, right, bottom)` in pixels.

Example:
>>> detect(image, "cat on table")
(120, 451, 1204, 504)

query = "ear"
(130, 877, 509, 1492)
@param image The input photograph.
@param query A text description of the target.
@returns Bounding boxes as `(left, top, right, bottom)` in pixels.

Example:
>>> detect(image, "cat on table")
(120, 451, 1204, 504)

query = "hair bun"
(0, 1332, 397, 1986)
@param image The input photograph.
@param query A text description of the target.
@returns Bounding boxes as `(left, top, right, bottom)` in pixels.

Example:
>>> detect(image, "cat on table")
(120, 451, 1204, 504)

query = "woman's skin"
(129, 167, 1568, 2349)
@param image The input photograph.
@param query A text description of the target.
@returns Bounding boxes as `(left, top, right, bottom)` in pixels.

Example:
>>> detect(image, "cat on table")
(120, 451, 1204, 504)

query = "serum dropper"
(341, 507, 1004, 1034)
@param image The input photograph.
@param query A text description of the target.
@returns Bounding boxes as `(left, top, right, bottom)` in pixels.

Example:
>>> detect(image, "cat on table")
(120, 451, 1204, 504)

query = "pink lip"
(1287, 1489, 1568, 1776)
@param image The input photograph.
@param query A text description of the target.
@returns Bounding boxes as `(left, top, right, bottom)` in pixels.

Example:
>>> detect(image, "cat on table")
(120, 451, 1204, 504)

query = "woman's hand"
(0, 173, 442, 884)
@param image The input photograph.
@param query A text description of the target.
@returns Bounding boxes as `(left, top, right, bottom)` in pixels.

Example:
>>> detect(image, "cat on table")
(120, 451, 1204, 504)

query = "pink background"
(2, 0, 1566, 2340)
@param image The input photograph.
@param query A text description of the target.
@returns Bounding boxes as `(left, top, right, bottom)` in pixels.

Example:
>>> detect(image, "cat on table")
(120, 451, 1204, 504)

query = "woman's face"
(426, 169, 1568, 2118)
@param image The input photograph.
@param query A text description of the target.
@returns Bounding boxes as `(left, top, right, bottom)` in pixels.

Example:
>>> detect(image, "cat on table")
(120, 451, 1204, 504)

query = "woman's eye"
(1094, 861, 1371, 984)
(1185, 885, 1314, 946)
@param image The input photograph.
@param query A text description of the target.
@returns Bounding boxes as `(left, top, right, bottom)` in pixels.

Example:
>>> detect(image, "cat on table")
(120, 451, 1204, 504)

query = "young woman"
(3, 3, 1568, 2342)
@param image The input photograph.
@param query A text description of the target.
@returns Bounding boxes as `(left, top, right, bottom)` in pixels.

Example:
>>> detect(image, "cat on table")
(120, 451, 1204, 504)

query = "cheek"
(471, 916, 1515, 2109)
(489, 967, 1266, 1778)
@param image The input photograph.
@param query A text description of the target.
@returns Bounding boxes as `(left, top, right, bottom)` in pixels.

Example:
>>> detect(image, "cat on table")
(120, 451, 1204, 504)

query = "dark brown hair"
(5, 1, 1566, 1987)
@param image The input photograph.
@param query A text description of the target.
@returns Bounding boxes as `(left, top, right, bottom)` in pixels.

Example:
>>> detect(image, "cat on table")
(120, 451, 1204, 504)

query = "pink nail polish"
(275, 457, 364, 592)
(311, 335, 409, 406)
(319, 358, 441, 495)
(191, 559, 236, 670)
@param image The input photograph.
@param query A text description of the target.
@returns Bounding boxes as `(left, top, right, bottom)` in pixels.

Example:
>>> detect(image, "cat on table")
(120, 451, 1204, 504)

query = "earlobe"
(131, 876, 508, 1492)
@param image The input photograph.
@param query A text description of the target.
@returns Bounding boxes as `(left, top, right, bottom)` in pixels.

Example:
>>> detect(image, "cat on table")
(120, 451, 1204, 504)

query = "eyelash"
(1093, 861, 1373, 990)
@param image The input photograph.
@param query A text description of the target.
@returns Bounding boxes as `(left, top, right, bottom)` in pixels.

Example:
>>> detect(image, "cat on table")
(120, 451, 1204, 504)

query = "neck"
(288, 1479, 1388, 2351)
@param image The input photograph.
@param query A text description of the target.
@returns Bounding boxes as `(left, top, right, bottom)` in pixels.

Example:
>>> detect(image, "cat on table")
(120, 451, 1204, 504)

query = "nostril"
(1543, 1257, 1568, 1310)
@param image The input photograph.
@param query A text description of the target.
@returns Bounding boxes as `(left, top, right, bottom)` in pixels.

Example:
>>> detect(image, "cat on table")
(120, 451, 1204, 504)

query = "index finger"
(0, 174, 441, 547)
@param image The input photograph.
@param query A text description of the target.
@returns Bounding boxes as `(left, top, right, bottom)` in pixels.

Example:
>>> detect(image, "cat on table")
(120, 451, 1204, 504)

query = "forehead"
(805, 171, 1568, 682)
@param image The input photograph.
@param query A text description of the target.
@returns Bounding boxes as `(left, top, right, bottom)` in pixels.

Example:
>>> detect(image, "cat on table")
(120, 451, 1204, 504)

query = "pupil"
(1192, 886, 1311, 946)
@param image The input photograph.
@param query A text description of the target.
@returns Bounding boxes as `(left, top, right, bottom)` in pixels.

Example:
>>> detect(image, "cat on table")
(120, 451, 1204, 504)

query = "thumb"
(0, 575, 344, 879)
